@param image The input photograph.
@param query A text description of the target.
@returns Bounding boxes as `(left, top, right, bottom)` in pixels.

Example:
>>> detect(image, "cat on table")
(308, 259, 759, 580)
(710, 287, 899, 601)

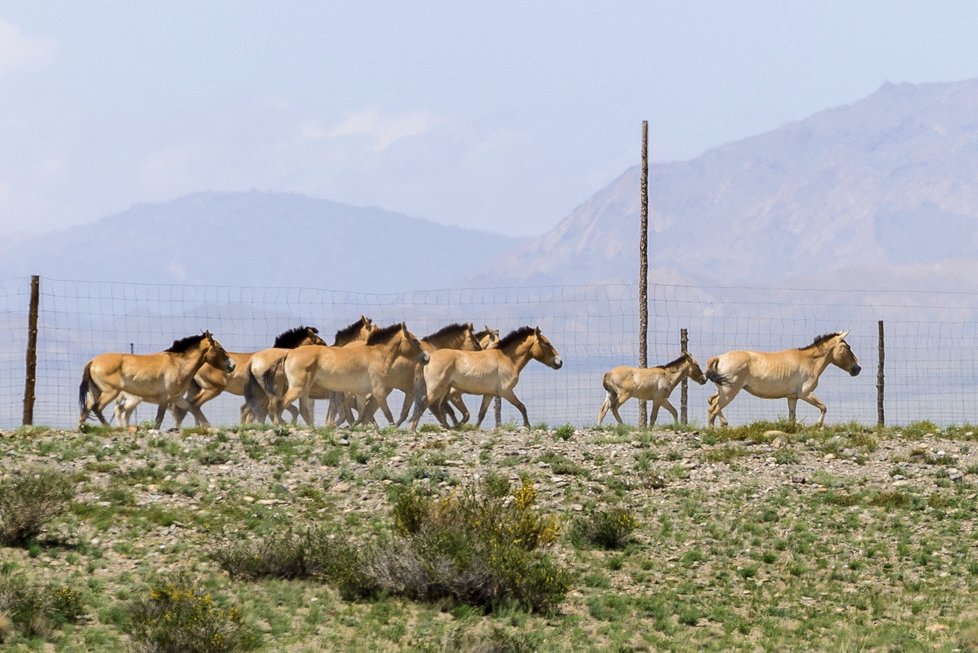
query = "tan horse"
(79, 331, 233, 429)
(439, 324, 502, 426)
(244, 316, 373, 423)
(706, 331, 861, 428)
(597, 353, 707, 427)
(408, 326, 562, 432)
(117, 326, 325, 426)
(273, 323, 429, 427)
(381, 322, 483, 427)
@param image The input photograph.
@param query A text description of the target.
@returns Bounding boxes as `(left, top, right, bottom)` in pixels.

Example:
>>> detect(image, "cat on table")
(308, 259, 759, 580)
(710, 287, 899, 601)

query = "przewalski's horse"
(706, 331, 861, 428)
(118, 326, 326, 426)
(475, 325, 500, 350)
(244, 317, 373, 424)
(597, 353, 708, 427)
(408, 326, 562, 432)
(80, 332, 233, 430)
(386, 322, 483, 427)
(272, 322, 429, 427)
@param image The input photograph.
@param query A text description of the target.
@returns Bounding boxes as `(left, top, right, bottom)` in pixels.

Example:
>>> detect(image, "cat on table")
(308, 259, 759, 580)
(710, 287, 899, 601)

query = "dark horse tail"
(243, 366, 268, 423)
(78, 362, 99, 414)
(262, 358, 286, 397)
(704, 357, 729, 385)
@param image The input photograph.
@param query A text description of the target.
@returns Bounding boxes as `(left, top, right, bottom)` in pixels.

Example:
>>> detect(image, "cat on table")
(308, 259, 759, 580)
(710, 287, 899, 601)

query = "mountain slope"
(479, 79, 978, 289)
(0, 192, 525, 292)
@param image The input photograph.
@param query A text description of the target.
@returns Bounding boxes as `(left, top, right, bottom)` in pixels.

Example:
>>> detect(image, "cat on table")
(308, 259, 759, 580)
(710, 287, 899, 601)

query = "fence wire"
(1, 277, 976, 429)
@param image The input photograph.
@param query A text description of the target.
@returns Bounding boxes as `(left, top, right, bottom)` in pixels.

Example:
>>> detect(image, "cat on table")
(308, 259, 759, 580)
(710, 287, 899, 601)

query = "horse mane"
(661, 353, 691, 369)
(165, 333, 207, 353)
(424, 322, 469, 342)
(496, 326, 535, 350)
(334, 317, 369, 346)
(366, 323, 403, 346)
(273, 326, 319, 349)
(802, 332, 842, 350)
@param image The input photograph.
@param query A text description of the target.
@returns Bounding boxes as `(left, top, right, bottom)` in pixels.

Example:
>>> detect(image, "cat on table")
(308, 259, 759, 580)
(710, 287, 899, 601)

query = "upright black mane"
(334, 317, 369, 346)
(496, 326, 535, 350)
(802, 332, 841, 350)
(273, 326, 318, 349)
(165, 333, 208, 353)
(424, 322, 470, 342)
(660, 353, 691, 369)
(366, 323, 403, 346)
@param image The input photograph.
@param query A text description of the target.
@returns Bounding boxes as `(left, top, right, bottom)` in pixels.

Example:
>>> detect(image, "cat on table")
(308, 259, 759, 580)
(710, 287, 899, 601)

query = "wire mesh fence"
(1, 276, 977, 430)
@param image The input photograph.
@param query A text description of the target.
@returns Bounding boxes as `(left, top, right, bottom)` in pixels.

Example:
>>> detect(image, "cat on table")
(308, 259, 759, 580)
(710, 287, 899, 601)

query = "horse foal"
(597, 353, 707, 427)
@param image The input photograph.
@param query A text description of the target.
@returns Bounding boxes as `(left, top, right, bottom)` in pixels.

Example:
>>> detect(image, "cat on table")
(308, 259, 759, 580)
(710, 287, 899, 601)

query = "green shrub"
(212, 527, 328, 579)
(570, 506, 639, 550)
(553, 424, 575, 441)
(0, 572, 84, 639)
(0, 467, 75, 545)
(126, 574, 260, 653)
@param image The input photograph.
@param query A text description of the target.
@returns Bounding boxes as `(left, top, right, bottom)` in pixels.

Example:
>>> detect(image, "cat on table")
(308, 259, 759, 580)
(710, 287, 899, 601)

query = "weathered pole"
(680, 328, 689, 425)
(877, 321, 885, 428)
(639, 121, 649, 428)
(22, 275, 39, 426)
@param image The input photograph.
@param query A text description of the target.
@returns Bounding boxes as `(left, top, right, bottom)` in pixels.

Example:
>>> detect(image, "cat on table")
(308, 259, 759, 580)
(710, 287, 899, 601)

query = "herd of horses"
(78, 317, 861, 431)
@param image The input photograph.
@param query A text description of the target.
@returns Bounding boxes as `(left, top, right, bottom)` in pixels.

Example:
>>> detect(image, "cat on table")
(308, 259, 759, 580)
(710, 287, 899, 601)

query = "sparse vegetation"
(0, 467, 75, 545)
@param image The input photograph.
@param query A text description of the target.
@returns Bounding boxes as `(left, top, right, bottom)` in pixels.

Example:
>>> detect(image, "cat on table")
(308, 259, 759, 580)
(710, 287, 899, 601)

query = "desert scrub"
(213, 526, 332, 580)
(0, 571, 85, 641)
(126, 574, 260, 653)
(0, 466, 75, 545)
(570, 506, 639, 550)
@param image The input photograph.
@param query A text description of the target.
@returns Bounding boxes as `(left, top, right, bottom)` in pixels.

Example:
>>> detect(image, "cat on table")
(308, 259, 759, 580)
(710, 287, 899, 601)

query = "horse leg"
(92, 388, 121, 427)
(708, 384, 742, 428)
(610, 390, 632, 425)
(799, 393, 828, 428)
(597, 392, 613, 426)
(787, 396, 798, 425)
(294, 398, 309, 426)
(449, 391, 470, 425)
(394, 390, 413, 428)
(499, 388, 530, 428)
(152, 402, 168, 429)
(649, 402, 661, 428)
(661, 399, 679, 424)
(474, 394, 495, 428)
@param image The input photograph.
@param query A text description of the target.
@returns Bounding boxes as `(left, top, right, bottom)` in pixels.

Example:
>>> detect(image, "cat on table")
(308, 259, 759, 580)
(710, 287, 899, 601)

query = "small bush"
(0, 467, 75, 545)
(570, 506, 639, 550)
(126, 574, 260, 653)
(0, 573, 84, 640)
(212, 527, 327, 579)
(553, 424, 575, 441)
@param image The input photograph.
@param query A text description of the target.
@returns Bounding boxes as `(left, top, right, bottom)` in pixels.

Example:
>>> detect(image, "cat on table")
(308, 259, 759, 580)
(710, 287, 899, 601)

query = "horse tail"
(243, 367, 267, 422)
(262, 358, 286, 397)
(705, 357, 729, 385)
(79, 362, 99, 413)
(601, 372, 619, 404)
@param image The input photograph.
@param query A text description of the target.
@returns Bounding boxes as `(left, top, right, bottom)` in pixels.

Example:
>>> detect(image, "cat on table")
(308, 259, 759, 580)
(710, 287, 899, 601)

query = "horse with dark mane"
(706, 331, 861, 428)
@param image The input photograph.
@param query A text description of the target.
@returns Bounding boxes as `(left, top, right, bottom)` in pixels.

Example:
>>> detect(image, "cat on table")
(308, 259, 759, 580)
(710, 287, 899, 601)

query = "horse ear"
(839, 330, 850, 339)
(468, 322, 474, 331)
(534, 326, 541, 335)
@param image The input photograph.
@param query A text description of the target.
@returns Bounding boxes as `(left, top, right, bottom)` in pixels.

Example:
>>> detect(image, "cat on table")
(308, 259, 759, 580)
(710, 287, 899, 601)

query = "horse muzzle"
(420, 352, 430, 365)
(225, 361, 236, 373)
(849, 365, 861, 376)
(551, 357, 563, 370)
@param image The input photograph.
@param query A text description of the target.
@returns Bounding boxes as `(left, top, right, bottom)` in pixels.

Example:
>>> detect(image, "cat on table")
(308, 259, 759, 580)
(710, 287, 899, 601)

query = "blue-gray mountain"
(477, 78, 978, 290)
(0, 192, 526, 292)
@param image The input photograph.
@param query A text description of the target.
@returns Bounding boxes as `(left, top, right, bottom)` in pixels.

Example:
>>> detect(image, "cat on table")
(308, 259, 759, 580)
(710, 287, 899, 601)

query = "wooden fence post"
(22, 275, 39, 426)
(681, 328, 688, 425)
(639, 120, 649, 428)
(877, 320, 885, 428)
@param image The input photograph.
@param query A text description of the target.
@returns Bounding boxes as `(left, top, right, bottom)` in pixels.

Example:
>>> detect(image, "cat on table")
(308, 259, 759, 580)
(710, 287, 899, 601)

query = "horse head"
(203, 333, 235, 373)
(304, 327, 327, 347)
(685, 354, 708, 385)
(398, 323, 429, 365)
(830, 331, 861, 376)
(531, 327, 563, 370)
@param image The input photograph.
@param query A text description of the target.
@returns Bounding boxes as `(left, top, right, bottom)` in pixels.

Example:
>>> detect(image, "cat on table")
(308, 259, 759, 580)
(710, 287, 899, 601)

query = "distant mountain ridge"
(0, 192, 526, 293)
(476, 78, 978, 291)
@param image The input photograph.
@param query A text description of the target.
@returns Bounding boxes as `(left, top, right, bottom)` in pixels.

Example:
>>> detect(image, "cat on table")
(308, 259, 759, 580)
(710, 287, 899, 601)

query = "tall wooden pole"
(22, 275, 39, 426)
(639, 121, 649, 428)
(680, 328, 688, 425)
(877, 321, 885, 428)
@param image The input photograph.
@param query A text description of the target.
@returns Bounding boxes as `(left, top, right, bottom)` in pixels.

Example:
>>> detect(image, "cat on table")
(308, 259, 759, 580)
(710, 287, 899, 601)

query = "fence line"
(1, 276, 977, 430)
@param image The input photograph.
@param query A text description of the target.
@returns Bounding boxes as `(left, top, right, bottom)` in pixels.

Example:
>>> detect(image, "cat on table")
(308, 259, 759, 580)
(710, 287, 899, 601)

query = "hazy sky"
(2, 2, 978, 237)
